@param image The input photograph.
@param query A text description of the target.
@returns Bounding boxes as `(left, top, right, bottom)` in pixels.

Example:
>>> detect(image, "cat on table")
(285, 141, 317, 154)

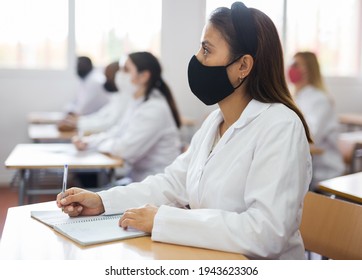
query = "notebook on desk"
(31, 210, 148, 246)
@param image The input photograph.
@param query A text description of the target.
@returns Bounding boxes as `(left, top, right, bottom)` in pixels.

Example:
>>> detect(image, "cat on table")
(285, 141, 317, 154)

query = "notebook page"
(53, 216, 147, 246)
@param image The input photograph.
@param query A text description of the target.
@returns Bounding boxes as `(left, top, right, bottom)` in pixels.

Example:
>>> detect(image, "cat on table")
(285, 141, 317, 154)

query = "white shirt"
(294, 85, 344, 187)
(85, 89, 181, 181)
(99, 100, 312, 259)
(77, 92, 130, 134)
(65, 69, 110, 115)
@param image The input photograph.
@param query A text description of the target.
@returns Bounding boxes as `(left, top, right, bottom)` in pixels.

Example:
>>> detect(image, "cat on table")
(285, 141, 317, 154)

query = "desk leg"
(96, 168, 115, 187)
(107, 168, 116, 184)
(18, 169, 26, 205)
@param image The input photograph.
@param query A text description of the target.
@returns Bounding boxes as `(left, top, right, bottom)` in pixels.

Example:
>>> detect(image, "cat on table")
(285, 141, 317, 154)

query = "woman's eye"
(203, 47, 209, 56)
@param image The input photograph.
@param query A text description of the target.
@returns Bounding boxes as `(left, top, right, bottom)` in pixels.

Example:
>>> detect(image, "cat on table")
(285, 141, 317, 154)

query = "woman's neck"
(134, 86, 147, 99)
(294, 81, 309, 93)
(218, 90, 252, 136)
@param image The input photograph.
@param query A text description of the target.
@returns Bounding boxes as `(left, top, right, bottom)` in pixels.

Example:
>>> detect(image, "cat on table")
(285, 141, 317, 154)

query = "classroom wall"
(160, 0, 216, 125)
(0, 71, 77, 184)
(0, 0, 361, 185)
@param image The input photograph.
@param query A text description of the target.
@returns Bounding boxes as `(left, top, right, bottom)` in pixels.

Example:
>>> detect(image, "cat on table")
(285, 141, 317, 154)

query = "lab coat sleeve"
(98, 144, 194, 214)
(97, 100, 177, 163)
(78, 102, 113, 134)
(78, 94, 127, 134)
(151, 118, 311, 259)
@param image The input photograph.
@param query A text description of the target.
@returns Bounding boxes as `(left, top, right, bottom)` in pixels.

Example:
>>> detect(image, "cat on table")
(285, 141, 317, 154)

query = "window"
(0, 0, 68, 69)
(285, 0, 361, 77)
(0, 0, 161, 69)
(206, 0, 362, 77)
(75, 0, 162, 67)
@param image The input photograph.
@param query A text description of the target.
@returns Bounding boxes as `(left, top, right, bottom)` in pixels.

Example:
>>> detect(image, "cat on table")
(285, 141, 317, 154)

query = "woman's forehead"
(202, 23, 223, 42)
(201, 23, 229, 50)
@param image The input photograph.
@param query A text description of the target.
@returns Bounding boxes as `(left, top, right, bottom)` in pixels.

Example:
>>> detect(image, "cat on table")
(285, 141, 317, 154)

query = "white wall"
(0, 71, 77, 183)
(0, 0, 361, 184)
(160, 0, 215, 125)
(326, 77, 362, 114)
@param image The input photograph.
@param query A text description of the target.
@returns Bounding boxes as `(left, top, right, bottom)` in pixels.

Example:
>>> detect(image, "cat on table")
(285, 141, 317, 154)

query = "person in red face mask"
(288, 52, 345, 190)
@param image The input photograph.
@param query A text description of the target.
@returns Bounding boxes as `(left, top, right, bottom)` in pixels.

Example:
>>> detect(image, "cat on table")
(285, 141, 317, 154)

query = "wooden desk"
(5, 143, 123, 205)
(339, 113, 362, 130)
(28, 124, 76, 142)
(310, 145, 324, 155)
(28, 111, 66, 124)
(318, 172, 362, 204)
(337, 131, 362, 172)
(0, 201, 247, 260)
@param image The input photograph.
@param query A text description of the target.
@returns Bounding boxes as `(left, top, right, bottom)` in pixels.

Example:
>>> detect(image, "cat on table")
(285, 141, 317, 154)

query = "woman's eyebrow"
(201, 40, 215, 48)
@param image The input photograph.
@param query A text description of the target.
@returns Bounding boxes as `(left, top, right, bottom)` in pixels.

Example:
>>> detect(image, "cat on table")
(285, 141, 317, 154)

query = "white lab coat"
(85, 89, 181, 182)
(78, 92, 130, 134)
(294, 85, 344, 188)
(65, 69, 110, 115)
(99, 100, 312, 259)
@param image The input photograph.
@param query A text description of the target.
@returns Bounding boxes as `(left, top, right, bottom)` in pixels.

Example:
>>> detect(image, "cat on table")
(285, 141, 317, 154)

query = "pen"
(62, 164, 68, 198)
(61, 164, 68, 212)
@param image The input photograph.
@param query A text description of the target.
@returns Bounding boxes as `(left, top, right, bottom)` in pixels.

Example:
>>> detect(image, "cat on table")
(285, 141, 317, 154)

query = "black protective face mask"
(77, 68, 91, 79)
(187, 55, 244, 105)
(103, 80, 118, 93)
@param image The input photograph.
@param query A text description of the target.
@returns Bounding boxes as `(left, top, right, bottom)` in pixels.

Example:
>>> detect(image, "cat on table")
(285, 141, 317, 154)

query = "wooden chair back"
(300, 191, 362, 259)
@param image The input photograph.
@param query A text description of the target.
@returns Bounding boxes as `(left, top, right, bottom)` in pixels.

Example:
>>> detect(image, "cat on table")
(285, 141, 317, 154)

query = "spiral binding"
(59, 214, 121, 225)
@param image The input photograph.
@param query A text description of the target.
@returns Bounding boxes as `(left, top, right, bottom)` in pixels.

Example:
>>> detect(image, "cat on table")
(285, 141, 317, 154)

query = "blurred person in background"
(288, 51, 344, 190)
(58, 61, 130, 135)
(64, 56, 110, 116)
(72, 52, 182, 184)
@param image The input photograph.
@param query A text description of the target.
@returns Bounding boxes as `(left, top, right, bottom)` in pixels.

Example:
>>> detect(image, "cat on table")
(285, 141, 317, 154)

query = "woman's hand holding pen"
(57, 187, 105, 217)
(119, 204, 158, 233)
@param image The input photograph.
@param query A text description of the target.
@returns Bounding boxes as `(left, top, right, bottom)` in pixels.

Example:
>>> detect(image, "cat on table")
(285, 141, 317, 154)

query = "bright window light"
(0, 0, 68, 69)
(75, 0, 162, 66)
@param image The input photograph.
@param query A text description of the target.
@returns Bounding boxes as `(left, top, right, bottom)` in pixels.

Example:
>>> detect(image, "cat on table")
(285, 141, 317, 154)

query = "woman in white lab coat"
(72, 52, 182, 182)
(58, 2, 312, 259)
(288, 52, 345, 189)
(58, 61, 130, 134)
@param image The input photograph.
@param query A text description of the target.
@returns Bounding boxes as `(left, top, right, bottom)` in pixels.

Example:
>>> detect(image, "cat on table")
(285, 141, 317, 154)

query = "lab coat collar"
(208, 99, 271, 158)
(233, 99, 271, 130)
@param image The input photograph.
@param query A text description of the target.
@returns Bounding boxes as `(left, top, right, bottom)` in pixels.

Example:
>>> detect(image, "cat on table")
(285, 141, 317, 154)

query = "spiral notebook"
(31, 210, 148, 246)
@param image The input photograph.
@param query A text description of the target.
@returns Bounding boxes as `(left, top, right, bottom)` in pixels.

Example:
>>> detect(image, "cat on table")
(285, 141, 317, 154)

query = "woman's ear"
(139, 70, 151, 85)
(238, 55, 254, 78)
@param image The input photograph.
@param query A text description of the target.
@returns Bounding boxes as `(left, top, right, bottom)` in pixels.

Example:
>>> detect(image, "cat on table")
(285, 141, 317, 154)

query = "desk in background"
(318, 172, 362, 204)
(0, 201, 247, 260)
(28, 111, 66, 124)
(28, 124, 77, 143)
(339, 113, 362, 131)
(310, 144, 324, 156)
(337, 131, 362, 173)
(5, 143, 123, 205)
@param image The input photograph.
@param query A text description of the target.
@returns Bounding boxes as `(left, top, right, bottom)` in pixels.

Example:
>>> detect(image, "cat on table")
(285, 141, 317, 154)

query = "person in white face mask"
(72, 52, 182, 183)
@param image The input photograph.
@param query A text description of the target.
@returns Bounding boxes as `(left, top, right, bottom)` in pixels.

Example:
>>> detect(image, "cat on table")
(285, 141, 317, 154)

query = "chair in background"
(300, 191, 362, 260)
